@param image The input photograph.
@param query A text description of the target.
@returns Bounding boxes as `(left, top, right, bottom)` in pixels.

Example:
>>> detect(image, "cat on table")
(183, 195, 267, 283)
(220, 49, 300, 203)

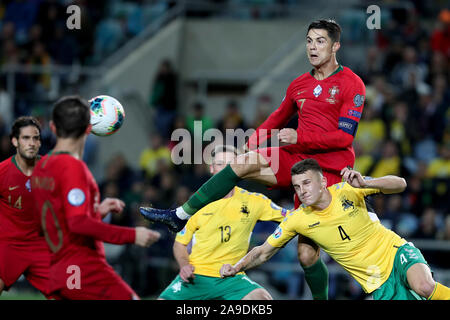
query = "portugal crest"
(326, 86, 339, 104)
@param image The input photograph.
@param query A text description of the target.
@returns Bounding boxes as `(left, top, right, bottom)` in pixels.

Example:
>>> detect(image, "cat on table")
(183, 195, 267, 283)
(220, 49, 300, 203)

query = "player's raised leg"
(140, 151, 276, 232)
(407, 263, 450, 300)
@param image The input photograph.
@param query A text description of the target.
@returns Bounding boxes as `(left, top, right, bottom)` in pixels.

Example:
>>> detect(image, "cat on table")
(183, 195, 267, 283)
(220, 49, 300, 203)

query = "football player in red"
(32, 96, 160, 299)
(0, 116, 52, 297)
(141, 19, 366, 300)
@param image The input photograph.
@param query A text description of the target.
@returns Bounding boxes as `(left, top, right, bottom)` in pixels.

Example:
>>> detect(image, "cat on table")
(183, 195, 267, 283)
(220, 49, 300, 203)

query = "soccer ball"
(89, 95, 125, 136)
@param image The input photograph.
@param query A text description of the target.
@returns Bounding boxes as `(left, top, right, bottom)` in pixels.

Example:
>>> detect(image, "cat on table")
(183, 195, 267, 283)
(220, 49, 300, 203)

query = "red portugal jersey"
(31, 152, 134, 265)
(0, 156, 41, 242)
(248, 65, 366, 172)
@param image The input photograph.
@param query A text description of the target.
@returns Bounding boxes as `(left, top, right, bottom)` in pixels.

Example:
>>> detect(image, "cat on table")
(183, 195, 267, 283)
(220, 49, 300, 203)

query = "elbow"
(341, 132, 355, 148)
(331, 130, 354, 149)
(66, 215, 82, 233)
(399, 178, 407, 192)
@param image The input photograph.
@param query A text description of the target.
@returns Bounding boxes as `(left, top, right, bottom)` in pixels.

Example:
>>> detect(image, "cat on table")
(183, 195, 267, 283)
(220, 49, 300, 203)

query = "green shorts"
(159, 274, 263, 300)
(372, 242, 430, 300)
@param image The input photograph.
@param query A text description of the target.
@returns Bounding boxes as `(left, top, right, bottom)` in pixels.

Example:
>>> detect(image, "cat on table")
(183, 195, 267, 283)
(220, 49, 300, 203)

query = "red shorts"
(0, 238, 51, 296)
(49, 255, 138, 300)
(256, 144, 352, 188)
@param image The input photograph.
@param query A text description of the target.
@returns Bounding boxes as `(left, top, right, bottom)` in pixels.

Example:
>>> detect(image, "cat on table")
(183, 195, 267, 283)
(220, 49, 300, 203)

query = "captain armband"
(338, 117, 359, 137)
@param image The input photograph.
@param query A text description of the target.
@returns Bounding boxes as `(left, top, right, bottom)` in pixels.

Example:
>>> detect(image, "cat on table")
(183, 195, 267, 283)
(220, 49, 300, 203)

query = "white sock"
(176, 207, 191, 220)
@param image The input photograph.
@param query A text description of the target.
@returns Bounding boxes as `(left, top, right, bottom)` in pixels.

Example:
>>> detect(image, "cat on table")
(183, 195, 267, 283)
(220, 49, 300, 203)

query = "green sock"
(303, 258, 329, 300)
(182, 164, 242, 215)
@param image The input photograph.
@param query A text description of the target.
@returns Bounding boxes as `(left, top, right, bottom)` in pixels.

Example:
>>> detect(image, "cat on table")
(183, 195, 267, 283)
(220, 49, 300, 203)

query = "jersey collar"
(40, 149, 71, 169)
(11, 154, 41, 175)
(310, 64, 343, 79)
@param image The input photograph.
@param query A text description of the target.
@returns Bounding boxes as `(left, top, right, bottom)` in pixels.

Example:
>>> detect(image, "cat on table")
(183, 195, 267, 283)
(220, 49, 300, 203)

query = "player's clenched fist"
(135, 227, 161, 247)
(277, 128, 297, 145)
(220, 264, 237, 278)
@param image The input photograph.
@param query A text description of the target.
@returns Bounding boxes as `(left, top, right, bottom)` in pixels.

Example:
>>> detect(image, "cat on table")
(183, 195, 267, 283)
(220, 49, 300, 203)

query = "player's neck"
(53, 137, 86, 160)
(14, 153, 36, 176)
(313, 58, 339, 80)
(311, 189, 332, 211)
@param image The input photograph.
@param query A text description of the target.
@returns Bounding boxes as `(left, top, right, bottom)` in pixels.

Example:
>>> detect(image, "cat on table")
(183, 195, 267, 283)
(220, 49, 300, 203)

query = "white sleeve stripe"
(368, 211, 379, 222)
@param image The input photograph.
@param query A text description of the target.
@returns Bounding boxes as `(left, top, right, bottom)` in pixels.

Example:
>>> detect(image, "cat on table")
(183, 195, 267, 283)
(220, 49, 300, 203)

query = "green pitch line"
(0, 291, 46, 300)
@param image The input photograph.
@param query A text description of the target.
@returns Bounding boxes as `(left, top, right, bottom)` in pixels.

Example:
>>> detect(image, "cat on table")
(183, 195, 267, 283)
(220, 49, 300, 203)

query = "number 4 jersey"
(268, 182, 407, 293)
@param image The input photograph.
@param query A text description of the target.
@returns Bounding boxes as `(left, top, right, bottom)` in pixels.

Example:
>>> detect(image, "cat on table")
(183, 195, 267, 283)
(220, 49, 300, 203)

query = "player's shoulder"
(290, 71, 312, 85)
(235, 187, 269, 202)
(282, 207, 304, 221)
(0, 156, 13, 172)
(329, 181, 371, 198)
(341, 66, 365, 86)
(329, 181, 354, 192)
(39, 152, 85, 172)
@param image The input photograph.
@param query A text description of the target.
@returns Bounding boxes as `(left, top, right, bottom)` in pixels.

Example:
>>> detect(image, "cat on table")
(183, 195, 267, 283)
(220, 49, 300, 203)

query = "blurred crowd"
(350, 5, 450, 243)
(0, 0, 448, 299)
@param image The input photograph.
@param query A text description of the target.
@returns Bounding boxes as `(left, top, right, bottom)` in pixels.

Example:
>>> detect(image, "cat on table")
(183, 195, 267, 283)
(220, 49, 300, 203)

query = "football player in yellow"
(158, 145, 286, 300)
(220, 159, 450, 300)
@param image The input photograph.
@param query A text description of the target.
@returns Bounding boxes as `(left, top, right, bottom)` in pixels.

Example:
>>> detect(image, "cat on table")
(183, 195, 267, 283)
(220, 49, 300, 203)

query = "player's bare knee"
(242, 288, 273, 300)
(255, 289, 273, 300)
(414, 279, 436, 298)
(298, 244, 320, 267)
(231, 153, 260, 178)
(407, 263, 436, 298)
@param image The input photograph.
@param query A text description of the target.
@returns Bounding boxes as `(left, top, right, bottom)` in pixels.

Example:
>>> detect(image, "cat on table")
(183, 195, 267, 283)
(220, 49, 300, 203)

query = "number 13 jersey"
(176, 187, 285, 278)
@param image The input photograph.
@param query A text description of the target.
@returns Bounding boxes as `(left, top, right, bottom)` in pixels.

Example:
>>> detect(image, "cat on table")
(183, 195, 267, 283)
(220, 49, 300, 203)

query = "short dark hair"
(291, 159, 323, 176)
(10, 116, 41, 140)
(307, 19, 342, 43)
(52, 95, 90, 138)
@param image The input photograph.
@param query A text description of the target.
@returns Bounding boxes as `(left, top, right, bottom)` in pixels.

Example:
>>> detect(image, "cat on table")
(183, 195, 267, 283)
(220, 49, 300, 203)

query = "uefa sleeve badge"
(67, 188, 86, 207)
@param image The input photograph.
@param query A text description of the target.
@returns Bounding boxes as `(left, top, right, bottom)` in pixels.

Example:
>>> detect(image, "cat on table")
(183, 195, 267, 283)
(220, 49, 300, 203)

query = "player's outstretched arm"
(173, 241, 195, 282)
(67, 215, 160, 246)
(340, 167, 407, 194)
(220, 241, 279, 278)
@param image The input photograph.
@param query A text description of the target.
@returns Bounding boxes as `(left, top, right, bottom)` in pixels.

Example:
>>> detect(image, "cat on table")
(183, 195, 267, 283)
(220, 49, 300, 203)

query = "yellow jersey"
(268, 182, 407, 293)
(176, 187, 286, 278)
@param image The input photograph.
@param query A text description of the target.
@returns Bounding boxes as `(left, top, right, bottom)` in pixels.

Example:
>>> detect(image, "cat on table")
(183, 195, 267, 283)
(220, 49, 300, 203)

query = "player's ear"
(11, 136, 18, 148)
(332, 41, 340, 53)
(322, 175, 327, 189)
(85, 124, 92, 135)
(49, 121, 57, 135)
